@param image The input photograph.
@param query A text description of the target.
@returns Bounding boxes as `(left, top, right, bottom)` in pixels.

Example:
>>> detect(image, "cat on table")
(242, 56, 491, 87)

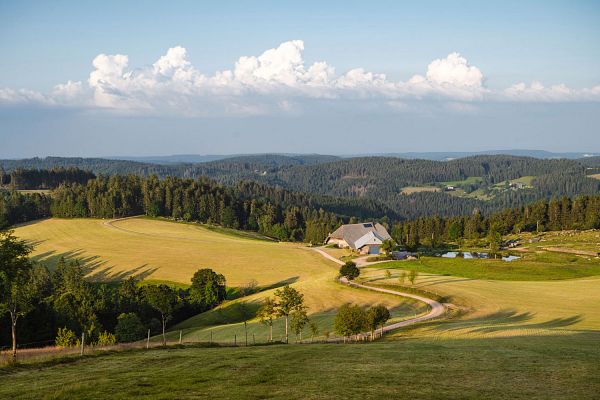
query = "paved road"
(311, 247, 446, 334)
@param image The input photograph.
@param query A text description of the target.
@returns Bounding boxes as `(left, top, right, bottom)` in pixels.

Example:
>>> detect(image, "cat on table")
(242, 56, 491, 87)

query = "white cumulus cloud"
(1, 40, 599, 115)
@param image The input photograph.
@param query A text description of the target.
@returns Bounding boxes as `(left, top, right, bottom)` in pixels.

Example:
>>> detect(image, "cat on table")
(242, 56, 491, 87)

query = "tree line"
(0, 229, 228, 361)
(48, 175, 344, 243)
(3, 155, 599, 219)
(389, 194, 600, 250)
(0, 167, 96, 190)
(0, 190, 51, 229)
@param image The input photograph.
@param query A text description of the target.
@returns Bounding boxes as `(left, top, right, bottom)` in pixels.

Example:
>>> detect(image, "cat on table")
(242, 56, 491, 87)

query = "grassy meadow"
(5, 218, 600, 398)
(400, 186, 440, 195)
(382, 252, 600, 281)
(14, 217, 325, 287)
(361, 265, 600, 337)
(12, 217, 420, 325)
(0, 334, 598, 399)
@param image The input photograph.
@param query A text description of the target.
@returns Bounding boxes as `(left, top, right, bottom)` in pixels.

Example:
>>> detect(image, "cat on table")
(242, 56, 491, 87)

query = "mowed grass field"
(361, 263, 600, 337)
(12, 217, 419, 321)
(4, 218, 600, 398)
(1, 334, 598, 399)
(14, 217, 327, 287)
(382, 252, 600, 281)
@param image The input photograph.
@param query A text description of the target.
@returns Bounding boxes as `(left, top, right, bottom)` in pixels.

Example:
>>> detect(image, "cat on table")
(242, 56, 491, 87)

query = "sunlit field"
(12, 217, 419, 321)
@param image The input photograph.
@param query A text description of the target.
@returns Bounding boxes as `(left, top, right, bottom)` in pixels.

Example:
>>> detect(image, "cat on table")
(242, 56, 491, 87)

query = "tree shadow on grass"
(416, 308, 585, 336)
(178, 300, 263, 329)
(470, 314, 583, 334)
(31, 249, 158, 282)
(227, 276, 300, 300)
(432, 309, 536, 332)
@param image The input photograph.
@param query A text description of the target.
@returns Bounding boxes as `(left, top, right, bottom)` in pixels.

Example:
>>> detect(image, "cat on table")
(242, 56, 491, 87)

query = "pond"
(437, 251, 521, 262)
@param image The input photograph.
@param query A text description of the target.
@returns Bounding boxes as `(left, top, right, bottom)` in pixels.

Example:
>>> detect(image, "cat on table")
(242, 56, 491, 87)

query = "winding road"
(104, 218, 446, 334)
(312, 247, 446, 334)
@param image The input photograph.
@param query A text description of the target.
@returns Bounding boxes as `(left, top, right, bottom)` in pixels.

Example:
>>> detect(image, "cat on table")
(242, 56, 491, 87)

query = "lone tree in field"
(190, 268, 226, 310)
(143, 284, 180, 346)
(334, 304, 366, 342)
(339, 261, 359, 281)
(381, 239, 396, 255)
(274, 285, 305, 344)
(365, 305, 391, 340)
(0, 230, 36, 363)
(290, 307, 309, 342)
(408, 269, 418, 285)
(257, 297, 277, 342)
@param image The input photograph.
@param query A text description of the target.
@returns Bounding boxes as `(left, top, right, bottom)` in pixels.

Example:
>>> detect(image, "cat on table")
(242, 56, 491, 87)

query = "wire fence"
(0, 329, 387, 367)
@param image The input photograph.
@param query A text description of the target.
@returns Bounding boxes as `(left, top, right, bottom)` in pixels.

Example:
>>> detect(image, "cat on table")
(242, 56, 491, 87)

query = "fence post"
(210, 331, 212, 345)
(80, 332, 85, 356)
(179, 330, 182, 345)
(253, 333, 255, 345)
(146, 329, 150, 349)
(234, 334, 236, 346)
(244, 321, 248, 346)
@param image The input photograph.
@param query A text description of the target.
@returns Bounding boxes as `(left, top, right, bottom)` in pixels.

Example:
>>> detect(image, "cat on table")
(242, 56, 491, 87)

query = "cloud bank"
(1, 40, 599, 116)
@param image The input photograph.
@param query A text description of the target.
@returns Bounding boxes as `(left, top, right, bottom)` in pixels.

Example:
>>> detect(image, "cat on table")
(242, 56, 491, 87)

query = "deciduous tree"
(334, 304, 366, 342)
(274, 285, 304, 343)
(0, 230, 35, 362)
(257, 297, 277, 342)
(339, 261, 359, 281)
(189, 268, 226, 310)
(365, 305, 390, 340)
(143, 285, 180, 345)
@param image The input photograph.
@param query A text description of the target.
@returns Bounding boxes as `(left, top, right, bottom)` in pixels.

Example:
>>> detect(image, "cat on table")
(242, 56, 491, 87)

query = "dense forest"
(2, 154, 598, 219)
(0, 190, 52, 228)
(0, 167, 96, 190)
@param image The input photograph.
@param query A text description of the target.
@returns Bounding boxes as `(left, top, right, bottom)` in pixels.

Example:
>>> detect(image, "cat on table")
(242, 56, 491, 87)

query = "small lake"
(437, 251, 521, 262)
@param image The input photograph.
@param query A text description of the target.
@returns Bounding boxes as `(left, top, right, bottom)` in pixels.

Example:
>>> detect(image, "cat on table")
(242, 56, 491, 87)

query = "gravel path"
(311, 247, 446, 333)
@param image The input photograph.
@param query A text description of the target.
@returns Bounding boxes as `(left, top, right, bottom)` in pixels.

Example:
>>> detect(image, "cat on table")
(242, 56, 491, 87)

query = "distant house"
(326, 222, 392, 255)
(445, 185, 456, 191)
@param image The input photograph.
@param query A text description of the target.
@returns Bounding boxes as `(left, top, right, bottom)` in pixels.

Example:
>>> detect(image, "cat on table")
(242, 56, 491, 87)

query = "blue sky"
(1, 0, 599, 157)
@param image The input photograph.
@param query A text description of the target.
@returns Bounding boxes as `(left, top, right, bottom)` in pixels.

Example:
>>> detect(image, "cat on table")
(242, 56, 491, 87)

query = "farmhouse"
(326, 222, 392, 255)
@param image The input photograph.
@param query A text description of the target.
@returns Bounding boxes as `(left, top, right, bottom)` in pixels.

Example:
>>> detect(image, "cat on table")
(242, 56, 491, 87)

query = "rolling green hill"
(3, 154, 598, 219)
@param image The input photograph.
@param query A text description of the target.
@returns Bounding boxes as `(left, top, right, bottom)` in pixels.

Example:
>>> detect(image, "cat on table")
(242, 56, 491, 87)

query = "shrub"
(96, 331, 116, 346)
(339, 261, 360, 280)
(115, 312, 147, 343)
(55, 327, 77, 347)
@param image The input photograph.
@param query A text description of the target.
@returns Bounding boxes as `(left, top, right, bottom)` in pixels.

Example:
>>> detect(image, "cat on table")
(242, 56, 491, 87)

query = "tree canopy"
(339, 261, 360, 281)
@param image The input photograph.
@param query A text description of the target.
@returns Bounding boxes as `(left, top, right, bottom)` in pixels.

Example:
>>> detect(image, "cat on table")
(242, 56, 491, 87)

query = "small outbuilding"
(325, 222, 392, 255)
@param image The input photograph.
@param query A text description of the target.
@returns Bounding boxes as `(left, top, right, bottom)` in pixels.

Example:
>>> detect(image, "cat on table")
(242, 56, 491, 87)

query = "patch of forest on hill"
(1, 154, 599, 219)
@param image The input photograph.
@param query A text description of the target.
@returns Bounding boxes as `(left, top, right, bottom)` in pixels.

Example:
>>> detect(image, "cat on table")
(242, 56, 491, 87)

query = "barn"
(325, 222, 392, 255)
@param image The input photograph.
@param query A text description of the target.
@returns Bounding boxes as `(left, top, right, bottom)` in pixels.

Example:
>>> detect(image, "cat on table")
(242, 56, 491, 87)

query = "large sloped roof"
(327, 222, 391, 249)
(354, 231, 385, 249)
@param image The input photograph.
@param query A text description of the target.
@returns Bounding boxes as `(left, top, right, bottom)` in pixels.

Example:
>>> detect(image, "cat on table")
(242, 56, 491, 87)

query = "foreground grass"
(1, 333, 598, 399)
